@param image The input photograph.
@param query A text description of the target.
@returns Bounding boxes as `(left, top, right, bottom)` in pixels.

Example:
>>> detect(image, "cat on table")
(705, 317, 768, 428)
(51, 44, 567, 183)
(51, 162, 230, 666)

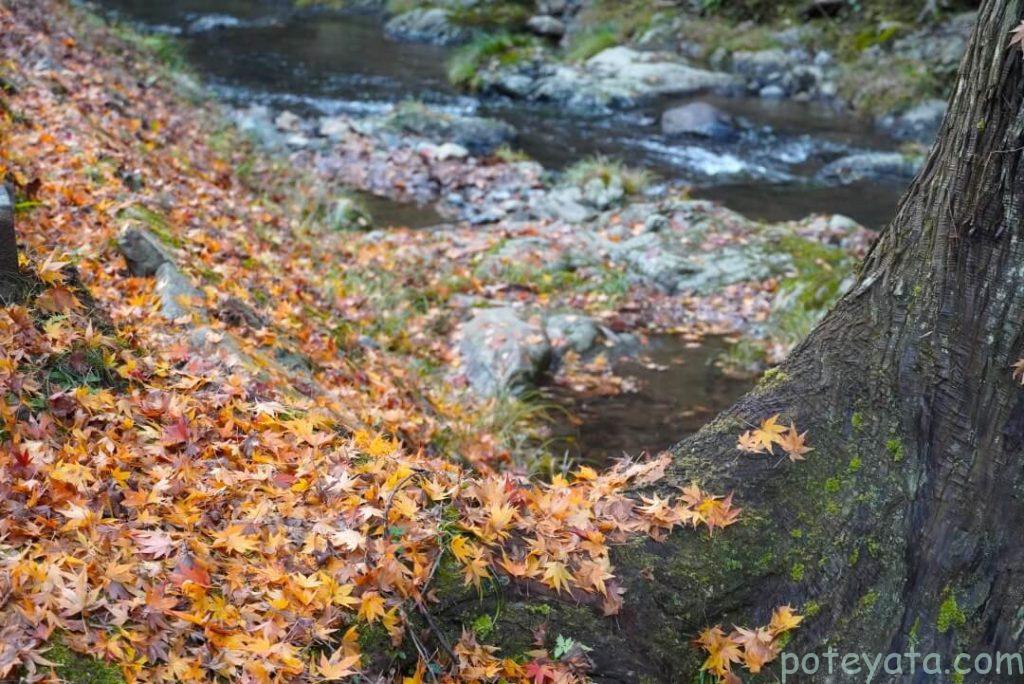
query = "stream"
(92, 0, 910, 461)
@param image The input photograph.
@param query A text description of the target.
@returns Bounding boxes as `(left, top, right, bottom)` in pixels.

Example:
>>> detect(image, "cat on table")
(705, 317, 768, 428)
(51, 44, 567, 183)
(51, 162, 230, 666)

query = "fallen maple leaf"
(768, 605, 804, 635)
(751, 414, 787, 452)
(358, 592, 386, 623)
(36, 286, 79, 313)
(777, 423, 814, 462)
(132, 530, 175, 558)
(1010, 20, 1024, 53)
(524, 659, 558, 684)
(736, 430, 766, 454)
(316, 652, 361, 680)
(162, 414, 190, 446)
(696, 626, 743, 678)
(1013, 358, 1024, 384)
(541, 560, 572, 594)
(210, 524, 259, 555)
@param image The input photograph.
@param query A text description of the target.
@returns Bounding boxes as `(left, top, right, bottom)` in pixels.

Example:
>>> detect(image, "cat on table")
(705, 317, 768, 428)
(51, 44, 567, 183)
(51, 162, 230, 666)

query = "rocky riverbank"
(224, 97, 874, 403)
(357, 0, 972, 135)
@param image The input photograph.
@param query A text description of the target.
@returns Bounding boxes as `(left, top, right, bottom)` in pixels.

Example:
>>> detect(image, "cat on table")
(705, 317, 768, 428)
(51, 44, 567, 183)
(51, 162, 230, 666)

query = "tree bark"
(431, 1, 1024, 680)
(0, 183, 21, 302)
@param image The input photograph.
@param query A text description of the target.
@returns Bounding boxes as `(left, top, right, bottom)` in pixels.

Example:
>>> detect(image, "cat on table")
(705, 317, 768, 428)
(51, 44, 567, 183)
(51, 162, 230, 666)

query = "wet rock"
(545, 313, 600, 357)
(117, 227, 173, 277)
(478, 47, 735, 115)
(880, 99, 946, 143)
(818, 152, 922, 185)
(783, 64, 824, 96)
(384, 8, 468, 46)
(382, 104, 515, 155)
(317, 116, 351, 140)
(274, 110, 302, 132)
(527, 15, 566, 38)
(585, 47, 736, 99)
(457, 307, 551, 397)
(187, 14, 240, 34)
(660, 102, 737, 140)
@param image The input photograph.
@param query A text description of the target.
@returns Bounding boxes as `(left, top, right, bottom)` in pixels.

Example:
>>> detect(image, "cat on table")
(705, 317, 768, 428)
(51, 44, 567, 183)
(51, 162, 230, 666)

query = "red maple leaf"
(162, 415, 190, 446)
(524, 660, 557, 684)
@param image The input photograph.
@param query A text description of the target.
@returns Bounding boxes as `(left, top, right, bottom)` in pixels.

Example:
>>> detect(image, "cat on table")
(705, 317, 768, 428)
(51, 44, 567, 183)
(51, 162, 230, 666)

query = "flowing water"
(92, 0, 910, 462)
(94, 0, 909, 228)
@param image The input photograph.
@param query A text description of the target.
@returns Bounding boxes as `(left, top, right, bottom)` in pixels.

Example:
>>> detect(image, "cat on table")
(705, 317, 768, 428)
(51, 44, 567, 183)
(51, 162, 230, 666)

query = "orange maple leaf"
(777, 423, 814, 462)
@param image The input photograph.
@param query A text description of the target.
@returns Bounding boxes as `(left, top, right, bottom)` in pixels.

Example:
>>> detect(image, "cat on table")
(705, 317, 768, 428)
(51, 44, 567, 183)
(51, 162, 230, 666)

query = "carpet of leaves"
(0, 3, 755, 682)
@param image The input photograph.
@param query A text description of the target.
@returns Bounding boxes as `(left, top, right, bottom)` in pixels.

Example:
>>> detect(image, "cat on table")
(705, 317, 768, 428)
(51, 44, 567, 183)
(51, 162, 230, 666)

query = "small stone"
(435, 142, 469, 160)
(274, 110, 302, 132)
(644, 214, 670, 233)
(317, 116, 350, 139)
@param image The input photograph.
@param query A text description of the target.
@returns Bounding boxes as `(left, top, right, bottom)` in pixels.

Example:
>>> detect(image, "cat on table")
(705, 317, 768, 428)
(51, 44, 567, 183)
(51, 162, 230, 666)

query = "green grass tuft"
(564, 26, 619, 62)
(447, 32, 539, 89)
(563, 155, 655, 196)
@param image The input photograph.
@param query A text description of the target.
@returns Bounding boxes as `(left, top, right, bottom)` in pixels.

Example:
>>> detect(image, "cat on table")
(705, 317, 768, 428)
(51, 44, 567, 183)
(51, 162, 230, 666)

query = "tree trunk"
(0, 183, 20, 302)
(432, 1, 1024, 680)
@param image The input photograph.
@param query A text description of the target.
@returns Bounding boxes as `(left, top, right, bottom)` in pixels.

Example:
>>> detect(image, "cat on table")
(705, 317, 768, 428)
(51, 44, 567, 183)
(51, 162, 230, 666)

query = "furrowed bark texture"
(431, 2, 1024, 681)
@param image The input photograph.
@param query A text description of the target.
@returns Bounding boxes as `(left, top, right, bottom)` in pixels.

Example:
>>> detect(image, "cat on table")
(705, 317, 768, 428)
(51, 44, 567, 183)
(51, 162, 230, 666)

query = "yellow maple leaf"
(541, 560, 573, 594)
(462, 555, 490, 589)
(211, 524, 260, 555)
(768, 605, 804, 636)
(358, 592, 386, 624)
(752, 414, 787, 452)
(316, 652, 361, 680)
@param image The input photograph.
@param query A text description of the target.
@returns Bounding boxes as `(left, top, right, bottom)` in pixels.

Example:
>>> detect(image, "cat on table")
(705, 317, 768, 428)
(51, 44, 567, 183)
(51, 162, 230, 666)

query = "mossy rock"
(43, 639, 125, 684)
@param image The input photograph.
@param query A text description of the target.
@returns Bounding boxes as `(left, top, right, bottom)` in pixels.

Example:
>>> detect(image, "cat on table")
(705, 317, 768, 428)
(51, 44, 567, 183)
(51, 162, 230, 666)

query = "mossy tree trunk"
(431, 1, 1024, 680)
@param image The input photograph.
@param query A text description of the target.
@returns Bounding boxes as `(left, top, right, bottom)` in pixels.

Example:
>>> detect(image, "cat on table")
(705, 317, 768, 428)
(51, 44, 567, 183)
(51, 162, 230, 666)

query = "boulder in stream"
(818, 152, 923, 185)
(382, 103, 515, 155)
(660, 102, 738, 140)
(384, 8, 468, 46)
